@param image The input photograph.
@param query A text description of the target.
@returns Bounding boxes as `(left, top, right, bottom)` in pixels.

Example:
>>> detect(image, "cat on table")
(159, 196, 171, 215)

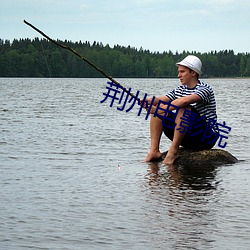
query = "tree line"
(0, 38, 250, 78)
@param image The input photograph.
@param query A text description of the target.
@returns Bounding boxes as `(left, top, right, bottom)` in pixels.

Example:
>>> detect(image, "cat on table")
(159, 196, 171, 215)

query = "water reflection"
(147, 162, 220, 191)
(144, 162, 221, 249)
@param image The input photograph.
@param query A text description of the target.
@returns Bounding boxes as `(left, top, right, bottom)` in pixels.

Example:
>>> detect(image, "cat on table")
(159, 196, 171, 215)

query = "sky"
(1, 0, 250, 53)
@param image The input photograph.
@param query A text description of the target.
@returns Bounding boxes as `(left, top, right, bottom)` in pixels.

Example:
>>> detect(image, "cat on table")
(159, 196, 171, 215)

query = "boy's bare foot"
(163, 149, 179, 165)
(144, 150, 162, 162)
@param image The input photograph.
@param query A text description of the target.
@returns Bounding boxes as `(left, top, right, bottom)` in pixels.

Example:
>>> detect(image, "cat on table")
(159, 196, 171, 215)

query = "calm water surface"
(0, 78, 250, 250)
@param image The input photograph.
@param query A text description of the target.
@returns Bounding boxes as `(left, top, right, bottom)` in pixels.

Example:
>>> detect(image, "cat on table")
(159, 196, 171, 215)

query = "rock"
(161, 148, 238, 166)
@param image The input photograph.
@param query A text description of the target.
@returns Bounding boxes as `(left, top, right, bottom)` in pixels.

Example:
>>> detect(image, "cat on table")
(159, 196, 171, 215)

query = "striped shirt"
(166, 80, 218, 132)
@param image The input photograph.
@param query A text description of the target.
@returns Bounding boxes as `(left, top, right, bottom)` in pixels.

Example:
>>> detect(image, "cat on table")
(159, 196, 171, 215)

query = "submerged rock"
(161, 148, 238, 166)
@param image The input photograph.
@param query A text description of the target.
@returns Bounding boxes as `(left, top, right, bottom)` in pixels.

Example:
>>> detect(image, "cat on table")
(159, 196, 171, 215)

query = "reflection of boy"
(143, 55, 219, 164)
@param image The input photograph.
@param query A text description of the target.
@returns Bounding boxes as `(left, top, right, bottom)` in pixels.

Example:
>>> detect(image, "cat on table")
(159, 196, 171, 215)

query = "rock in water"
(161, 148, 238, 166)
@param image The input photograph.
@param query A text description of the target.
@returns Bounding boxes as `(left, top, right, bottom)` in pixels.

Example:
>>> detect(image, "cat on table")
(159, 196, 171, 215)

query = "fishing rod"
(23, 20, 140, 102)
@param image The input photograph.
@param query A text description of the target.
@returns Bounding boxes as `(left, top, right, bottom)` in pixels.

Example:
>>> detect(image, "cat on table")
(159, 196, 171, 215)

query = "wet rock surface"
(161, 148, 238, 166)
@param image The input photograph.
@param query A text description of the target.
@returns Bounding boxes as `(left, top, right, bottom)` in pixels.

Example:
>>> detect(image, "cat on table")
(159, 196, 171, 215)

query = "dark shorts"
(162, 106, 218, 150)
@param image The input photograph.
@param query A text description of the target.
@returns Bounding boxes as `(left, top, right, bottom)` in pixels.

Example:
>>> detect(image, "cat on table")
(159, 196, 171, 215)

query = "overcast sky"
(1, 0, 249, 53)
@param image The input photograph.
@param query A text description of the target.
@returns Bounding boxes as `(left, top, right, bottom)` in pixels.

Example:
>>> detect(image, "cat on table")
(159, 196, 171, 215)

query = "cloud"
(199, 0, 250, 10)
(79, 3, 89, 10)
(134, 0, 168, 5)
(206, 0, 237, 4)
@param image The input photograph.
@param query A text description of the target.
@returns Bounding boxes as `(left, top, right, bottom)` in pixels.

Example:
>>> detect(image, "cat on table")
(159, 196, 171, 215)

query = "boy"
(143, 55, 218, 164)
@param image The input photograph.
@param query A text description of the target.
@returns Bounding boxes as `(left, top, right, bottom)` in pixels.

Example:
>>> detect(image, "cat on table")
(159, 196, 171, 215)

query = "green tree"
(244, 56, 250, 76)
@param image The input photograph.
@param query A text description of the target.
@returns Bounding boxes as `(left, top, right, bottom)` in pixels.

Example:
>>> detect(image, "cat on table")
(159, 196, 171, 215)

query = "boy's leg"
(163, 106, 191, 164)
(144, 116, 164, 162)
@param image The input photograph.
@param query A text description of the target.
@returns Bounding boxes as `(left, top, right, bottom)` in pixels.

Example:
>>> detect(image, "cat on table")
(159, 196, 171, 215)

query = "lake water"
(0, 78, 250, 250)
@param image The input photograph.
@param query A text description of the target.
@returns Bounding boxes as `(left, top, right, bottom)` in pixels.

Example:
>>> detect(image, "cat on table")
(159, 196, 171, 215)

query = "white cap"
(176, 55, 202, 75)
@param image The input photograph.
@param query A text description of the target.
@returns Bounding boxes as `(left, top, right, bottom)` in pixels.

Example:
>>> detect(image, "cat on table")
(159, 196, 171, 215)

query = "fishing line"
(40, 39, 52, 77)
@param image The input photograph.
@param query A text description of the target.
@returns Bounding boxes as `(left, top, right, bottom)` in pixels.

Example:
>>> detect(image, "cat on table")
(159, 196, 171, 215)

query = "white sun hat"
(176, 55, 202, 75)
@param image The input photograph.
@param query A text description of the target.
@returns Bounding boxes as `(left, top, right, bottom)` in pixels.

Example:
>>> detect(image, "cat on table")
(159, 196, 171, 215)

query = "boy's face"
(177, 65, 197, 85)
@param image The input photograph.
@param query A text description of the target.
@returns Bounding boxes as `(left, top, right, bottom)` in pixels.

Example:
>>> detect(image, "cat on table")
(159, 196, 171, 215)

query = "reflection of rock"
(161, 148, 238, 166)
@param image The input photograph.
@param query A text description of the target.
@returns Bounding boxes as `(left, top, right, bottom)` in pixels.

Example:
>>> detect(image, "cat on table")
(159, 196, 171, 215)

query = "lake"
(0, 78, 250, 250)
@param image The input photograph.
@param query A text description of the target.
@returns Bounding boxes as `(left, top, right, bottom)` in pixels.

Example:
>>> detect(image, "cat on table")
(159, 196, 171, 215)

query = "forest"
(0, 38, 250, 78)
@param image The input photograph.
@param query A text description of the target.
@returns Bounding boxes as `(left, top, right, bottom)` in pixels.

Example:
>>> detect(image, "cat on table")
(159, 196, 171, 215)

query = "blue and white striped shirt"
(166, 80, 218, 132)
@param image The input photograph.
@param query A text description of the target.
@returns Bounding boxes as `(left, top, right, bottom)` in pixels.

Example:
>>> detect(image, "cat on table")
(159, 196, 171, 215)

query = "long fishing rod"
(23, 20, 140, 102)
